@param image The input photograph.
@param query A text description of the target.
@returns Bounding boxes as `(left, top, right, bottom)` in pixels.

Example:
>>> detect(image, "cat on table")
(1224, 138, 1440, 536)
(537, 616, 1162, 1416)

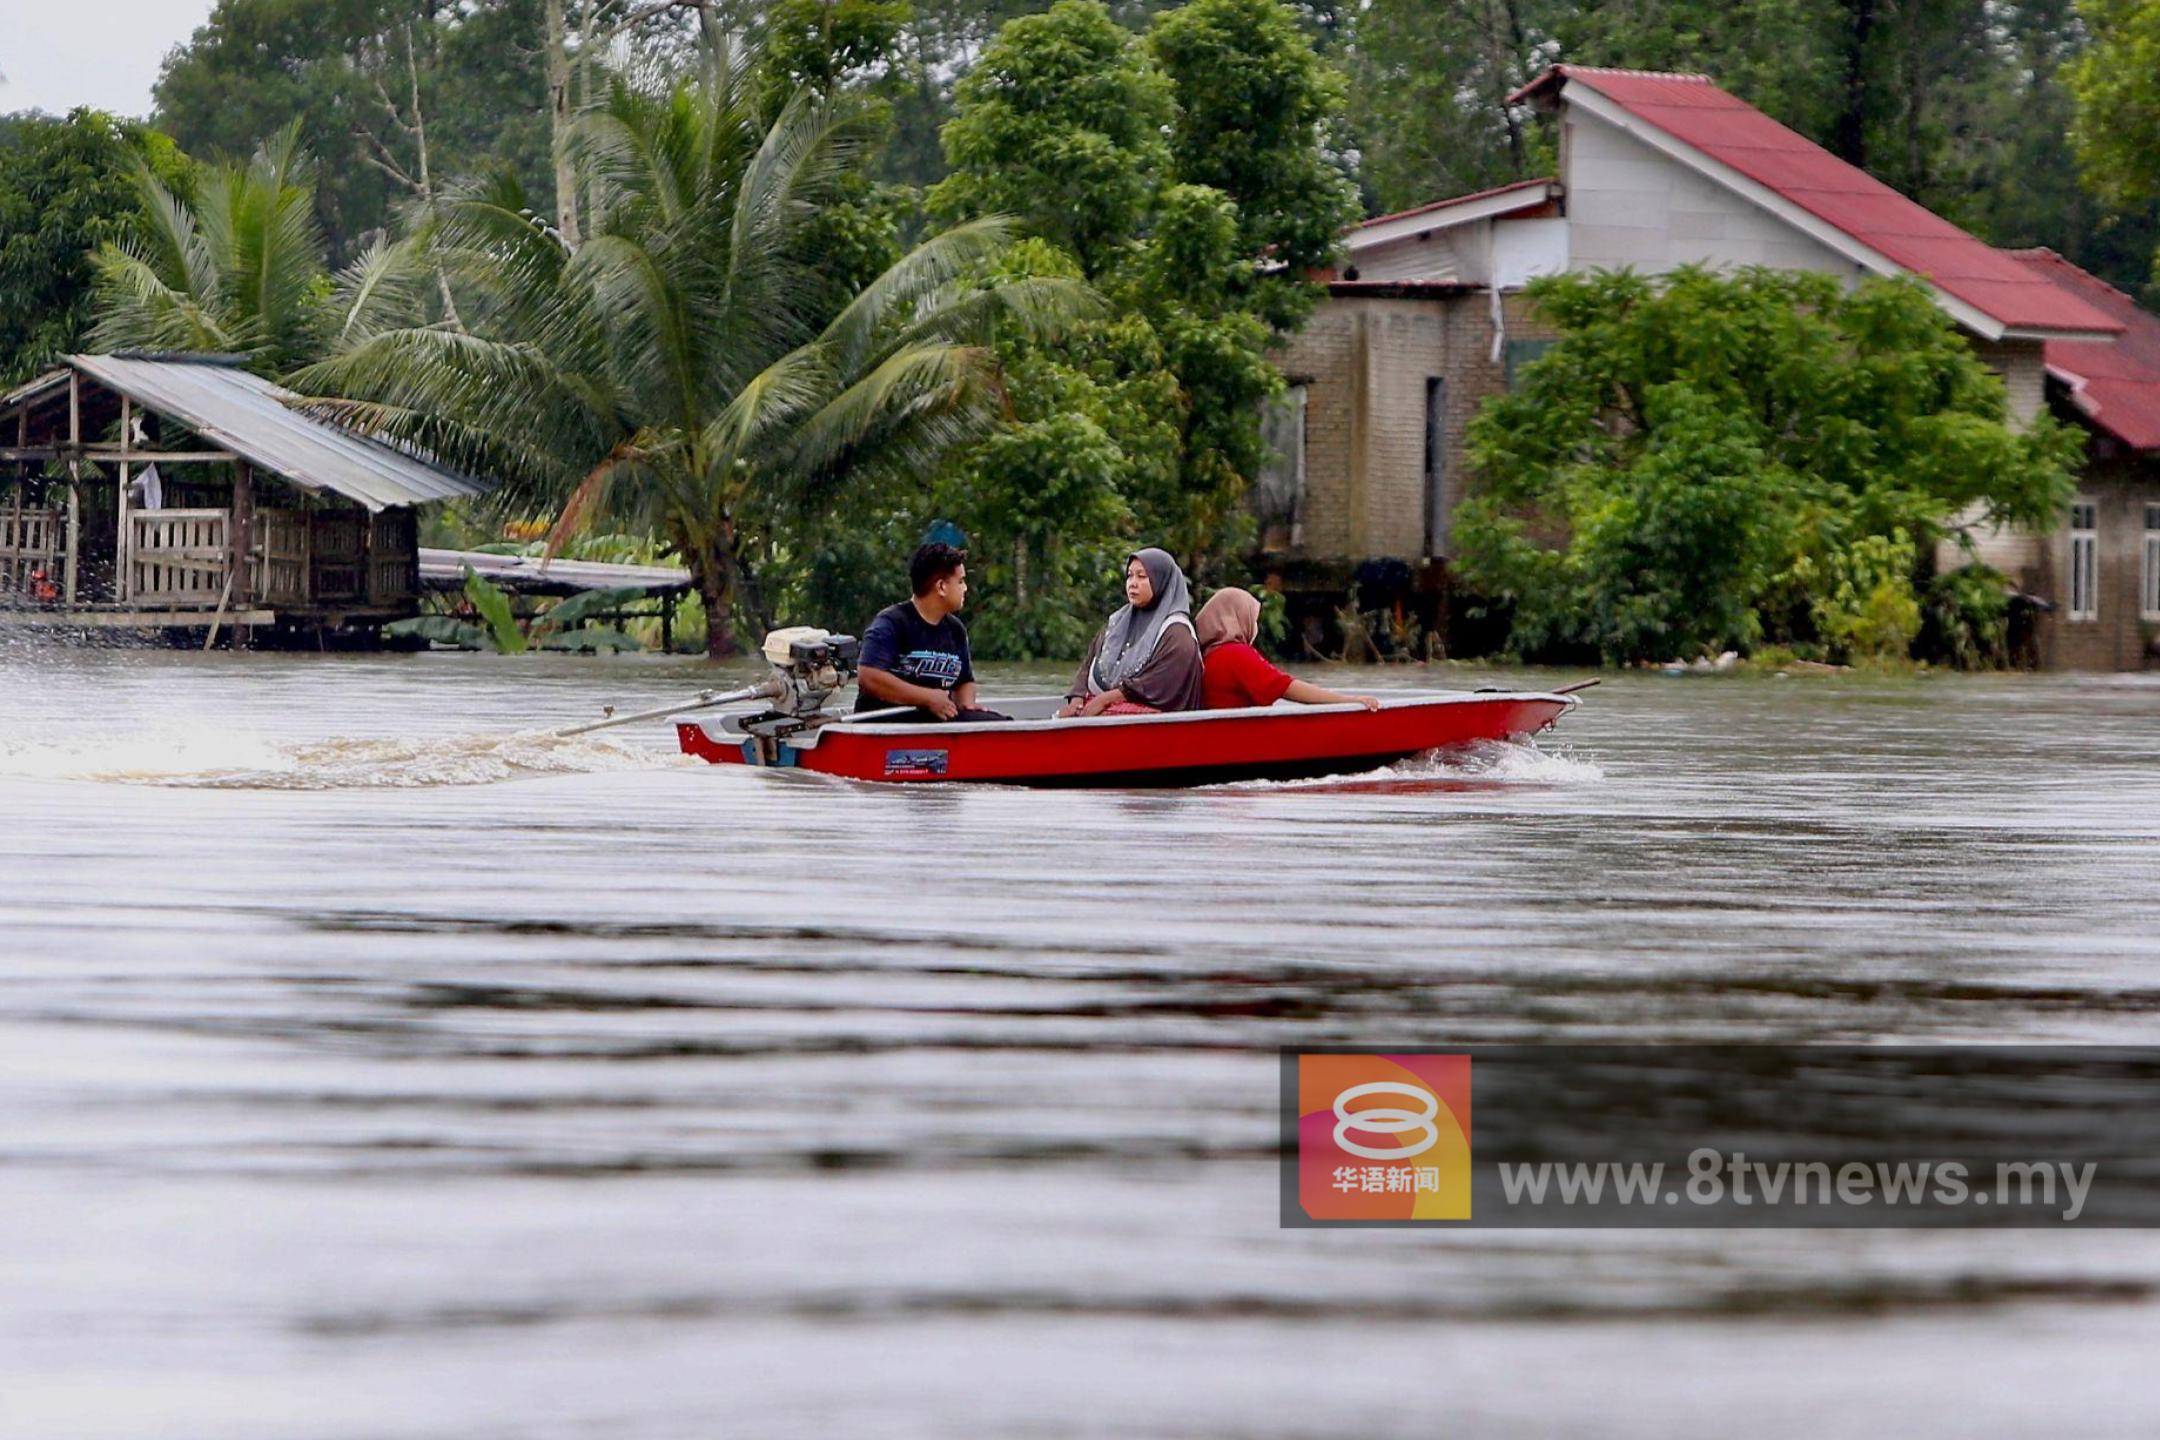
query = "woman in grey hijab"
(1058, 548, 1207, 717)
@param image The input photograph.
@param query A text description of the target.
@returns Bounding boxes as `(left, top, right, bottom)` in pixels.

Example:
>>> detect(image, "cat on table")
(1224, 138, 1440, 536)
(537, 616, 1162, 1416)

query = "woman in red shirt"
(1194, 589, 1381, 711)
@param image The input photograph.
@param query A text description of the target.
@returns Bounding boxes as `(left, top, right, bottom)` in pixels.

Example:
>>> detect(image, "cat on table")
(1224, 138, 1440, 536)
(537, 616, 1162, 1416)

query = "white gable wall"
(1563, 110, 1859, 279)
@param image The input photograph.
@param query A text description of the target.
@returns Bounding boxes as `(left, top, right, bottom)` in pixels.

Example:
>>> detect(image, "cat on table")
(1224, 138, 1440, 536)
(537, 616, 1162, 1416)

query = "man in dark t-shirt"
(853, 543, 1006, 720)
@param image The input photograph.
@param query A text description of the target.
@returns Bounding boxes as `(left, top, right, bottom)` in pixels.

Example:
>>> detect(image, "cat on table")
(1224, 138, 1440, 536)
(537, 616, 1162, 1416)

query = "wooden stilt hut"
(0, 353, 488, 641)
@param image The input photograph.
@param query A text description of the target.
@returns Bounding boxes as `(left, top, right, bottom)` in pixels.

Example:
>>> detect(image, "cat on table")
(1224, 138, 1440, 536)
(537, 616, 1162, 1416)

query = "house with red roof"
(2001, 248, 2160, 668)
(1262, 64, 2160, 668)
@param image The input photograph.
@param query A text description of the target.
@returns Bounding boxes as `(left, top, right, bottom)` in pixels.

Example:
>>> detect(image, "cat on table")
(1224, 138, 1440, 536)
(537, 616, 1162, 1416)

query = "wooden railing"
(0, 504, 64, 595)
(252, 509, 310, 606)
(311, 511, 367, 603)
(109, 505, 419, 612)
(368, 510, 417, 603)
(130, 509, 230, 606)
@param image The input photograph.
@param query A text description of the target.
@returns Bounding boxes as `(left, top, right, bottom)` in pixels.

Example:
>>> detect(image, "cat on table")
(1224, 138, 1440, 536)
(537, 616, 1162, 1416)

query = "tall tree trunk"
(1486, 0, 1528, 173)
(1835, 0, 1877, 169)
(698, 544, 737, 659)
(544, 0, 581, 248)
(1899, 0, 1928, 199)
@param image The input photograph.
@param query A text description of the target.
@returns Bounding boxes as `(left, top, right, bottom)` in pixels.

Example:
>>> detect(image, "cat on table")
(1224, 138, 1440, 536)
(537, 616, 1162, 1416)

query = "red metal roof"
(1512, 66, 2123, 338)
(2005, 249, 2160, 453)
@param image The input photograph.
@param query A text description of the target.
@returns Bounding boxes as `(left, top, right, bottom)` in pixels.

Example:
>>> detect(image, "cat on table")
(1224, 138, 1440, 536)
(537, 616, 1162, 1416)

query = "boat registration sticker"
(1286, 1052, 1472, 1223)
(884, 748, 949, 777)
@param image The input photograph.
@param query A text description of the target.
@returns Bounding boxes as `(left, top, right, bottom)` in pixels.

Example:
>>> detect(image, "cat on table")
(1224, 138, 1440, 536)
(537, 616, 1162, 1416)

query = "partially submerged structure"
(2003, 249, 2160, 670)
(0, 353, 486, 640)
(418, 546, 694, 652)
(1268, 65, 2160, 668)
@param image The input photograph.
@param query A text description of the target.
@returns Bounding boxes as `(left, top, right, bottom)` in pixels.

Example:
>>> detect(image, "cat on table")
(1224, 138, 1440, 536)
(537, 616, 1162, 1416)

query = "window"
(1504, 338, 1556, 391)
(2143, 503, 2160, 622)
(2069, 499, 2098, 623)
(1254, 384, 1307, 549)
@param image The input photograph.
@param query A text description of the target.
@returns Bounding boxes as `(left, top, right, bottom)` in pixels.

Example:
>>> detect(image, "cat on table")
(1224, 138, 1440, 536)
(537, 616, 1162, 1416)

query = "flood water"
(1, 639, 2157, 1438)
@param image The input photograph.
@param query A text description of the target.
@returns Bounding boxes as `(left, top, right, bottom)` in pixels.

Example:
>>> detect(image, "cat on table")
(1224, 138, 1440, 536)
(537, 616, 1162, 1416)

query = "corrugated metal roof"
(0, 368, 73, 413)
(69, 354, 488, 512)
(2005, 250, 2160, 453)
(1350, 177, 1561, 235)
(420, 547, 693, 596)
(1512, 67, 2124, 339)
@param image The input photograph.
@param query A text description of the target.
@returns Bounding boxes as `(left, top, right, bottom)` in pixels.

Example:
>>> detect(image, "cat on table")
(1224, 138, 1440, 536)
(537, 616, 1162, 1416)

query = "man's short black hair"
(911, 542, 966, 596)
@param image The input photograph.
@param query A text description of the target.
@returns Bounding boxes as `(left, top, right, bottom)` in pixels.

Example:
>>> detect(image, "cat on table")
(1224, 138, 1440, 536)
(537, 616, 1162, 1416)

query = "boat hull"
(676, 692, 1576, 787)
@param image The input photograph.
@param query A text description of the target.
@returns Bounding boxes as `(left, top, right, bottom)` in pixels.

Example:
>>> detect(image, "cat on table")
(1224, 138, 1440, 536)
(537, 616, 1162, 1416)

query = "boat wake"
(1215, 738, 1604, 792)
(0, 727, 694, 790)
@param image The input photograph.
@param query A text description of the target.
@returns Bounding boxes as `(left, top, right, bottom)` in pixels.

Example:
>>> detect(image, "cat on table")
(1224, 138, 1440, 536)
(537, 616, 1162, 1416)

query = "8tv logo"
(1292, 1053, 1472, 1223)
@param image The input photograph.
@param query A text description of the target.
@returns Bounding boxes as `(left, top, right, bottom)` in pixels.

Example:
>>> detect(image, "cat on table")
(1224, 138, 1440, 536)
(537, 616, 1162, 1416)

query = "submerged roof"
(1510, 66, 2123, 341)
(421, 547, 694, 598)
(66, 354, 488, 512)
(2004, 250, 2160, 453)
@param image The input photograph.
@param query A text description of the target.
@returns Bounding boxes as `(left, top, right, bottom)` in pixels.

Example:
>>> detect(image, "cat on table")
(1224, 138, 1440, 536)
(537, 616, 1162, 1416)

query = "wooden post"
(230, 459, 254, 647)
(116, 395, 131, 603)
(660, 593, 674, 654)
(64, 482, 80, 605)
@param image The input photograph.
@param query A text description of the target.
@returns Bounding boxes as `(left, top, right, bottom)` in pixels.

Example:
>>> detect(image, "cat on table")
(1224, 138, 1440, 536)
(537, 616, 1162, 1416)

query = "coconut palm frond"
(129, 163, 219, 305)
(888, 274, 1109, 364)
(91, 122, 330, 372)
(293, 326, 602, 482)
(699, 344, 832, 468)
(87, 243, 237, 355)
(570, 233, 701, 426)
(545, 439, 652, 558)
(330, 235, 431, 349)
(785, 341, 997, 485)
(728, 89, 868, 288)
(818, 216, 1017, 371)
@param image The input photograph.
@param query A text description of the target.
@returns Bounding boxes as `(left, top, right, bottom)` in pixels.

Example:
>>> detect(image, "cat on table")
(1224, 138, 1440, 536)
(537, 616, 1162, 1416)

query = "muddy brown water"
(1, 641, 2156, 1437)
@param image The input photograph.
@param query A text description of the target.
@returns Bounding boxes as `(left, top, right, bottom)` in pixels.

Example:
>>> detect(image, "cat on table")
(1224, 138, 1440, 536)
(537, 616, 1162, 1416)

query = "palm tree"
(297, 42, 1097, 656)
(89, 124, 341, 373)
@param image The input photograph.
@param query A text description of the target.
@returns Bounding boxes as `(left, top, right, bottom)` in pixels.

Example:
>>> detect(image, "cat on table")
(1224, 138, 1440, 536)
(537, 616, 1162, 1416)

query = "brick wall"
(2035, 456, 2160, 671)
(1954, 340, 2160, 671)
(1270, 290, 1554, 564)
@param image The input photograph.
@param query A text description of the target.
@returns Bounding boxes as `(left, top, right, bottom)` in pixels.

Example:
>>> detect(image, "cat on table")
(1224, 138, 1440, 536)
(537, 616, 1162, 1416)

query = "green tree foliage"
(928, 0, 1346, 646)
(88, 126, 344, 374)
(2070, 0, 2160, 283)
(752, 0, 914, 116)
(748, 0, 914, 302)
(297, 45, 1097, 657)
(1455, 267, 2083, 665)
(153, 0, 549, 263)
(931, 0, 1175, 279)
(0, 111, 189, 385)
(1342, 0, 1553, 209)
(933, 240, 1177, 657)
(1149, 0, 1359, 322)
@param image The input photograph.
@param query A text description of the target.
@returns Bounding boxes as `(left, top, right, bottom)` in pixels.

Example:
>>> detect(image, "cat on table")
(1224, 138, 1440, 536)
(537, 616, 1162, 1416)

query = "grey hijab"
(1092, 548, 1194, 692)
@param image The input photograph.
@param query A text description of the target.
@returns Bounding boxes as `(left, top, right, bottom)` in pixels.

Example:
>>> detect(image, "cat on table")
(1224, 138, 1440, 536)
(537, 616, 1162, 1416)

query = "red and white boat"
(676, 689, 1583, 787)
(557, 629, 1586, 788)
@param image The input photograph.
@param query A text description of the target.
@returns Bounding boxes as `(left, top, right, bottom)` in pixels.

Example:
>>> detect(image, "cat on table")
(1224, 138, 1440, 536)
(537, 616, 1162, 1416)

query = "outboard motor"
(757, 626, 860, 716)
(554, 626, 856, 742)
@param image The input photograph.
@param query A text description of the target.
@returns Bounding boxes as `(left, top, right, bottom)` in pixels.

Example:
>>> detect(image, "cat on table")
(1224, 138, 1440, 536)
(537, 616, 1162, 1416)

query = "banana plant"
(386, 565, 647, 653)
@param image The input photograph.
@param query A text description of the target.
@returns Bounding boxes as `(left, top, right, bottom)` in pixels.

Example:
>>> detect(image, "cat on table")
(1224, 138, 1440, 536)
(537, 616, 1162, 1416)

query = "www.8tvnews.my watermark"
(1281, 1048, 2160, 1229)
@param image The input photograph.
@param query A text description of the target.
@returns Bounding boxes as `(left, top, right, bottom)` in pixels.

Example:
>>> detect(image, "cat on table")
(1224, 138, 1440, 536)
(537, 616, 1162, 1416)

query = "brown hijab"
(1195, 588, 1263, 652)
